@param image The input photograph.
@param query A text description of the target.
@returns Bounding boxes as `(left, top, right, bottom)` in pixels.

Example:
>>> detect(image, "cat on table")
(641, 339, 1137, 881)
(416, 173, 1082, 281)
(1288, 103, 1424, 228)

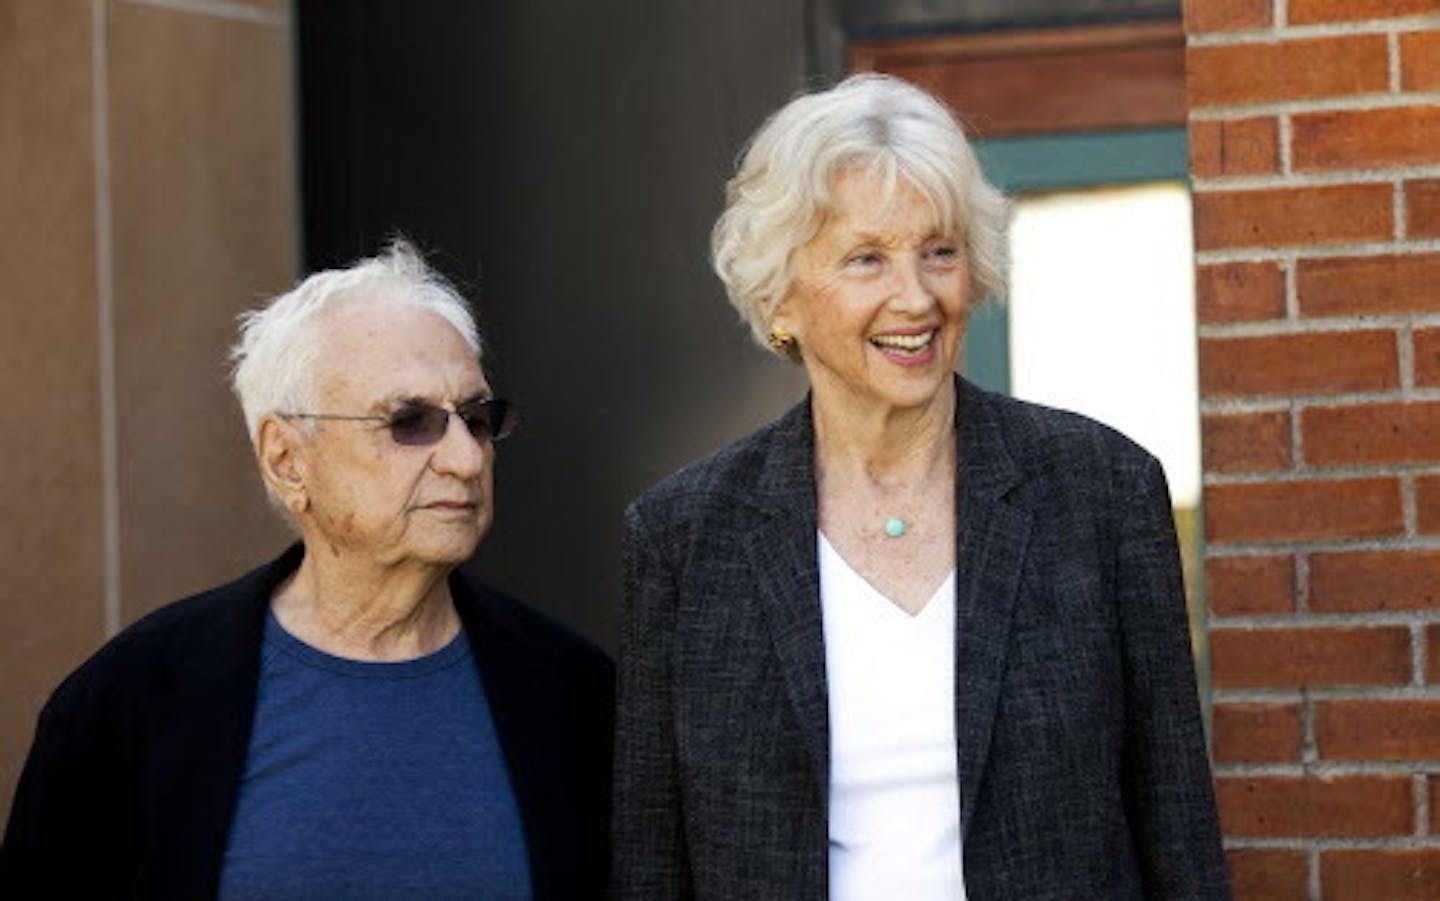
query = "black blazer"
(614, 378, 1229, 899)
(2, 544, 613, 900)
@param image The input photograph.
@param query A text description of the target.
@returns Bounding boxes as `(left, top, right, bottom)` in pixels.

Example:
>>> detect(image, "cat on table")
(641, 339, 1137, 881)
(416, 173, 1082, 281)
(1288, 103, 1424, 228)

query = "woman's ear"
(257, 416, 309, 515)
(767, 294, 795, 339)
(765, 297, 804, 363)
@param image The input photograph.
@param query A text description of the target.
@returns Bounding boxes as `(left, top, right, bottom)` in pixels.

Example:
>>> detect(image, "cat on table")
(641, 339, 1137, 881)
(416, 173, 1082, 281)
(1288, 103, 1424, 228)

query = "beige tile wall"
(108, 2, 296, 616)
(0, 0, 104, 817)
(0, 0, 296, 818)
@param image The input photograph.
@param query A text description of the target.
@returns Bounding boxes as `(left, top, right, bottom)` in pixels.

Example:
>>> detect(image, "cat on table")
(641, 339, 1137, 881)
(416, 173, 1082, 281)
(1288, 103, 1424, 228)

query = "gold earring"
(767, 328, 795, 352)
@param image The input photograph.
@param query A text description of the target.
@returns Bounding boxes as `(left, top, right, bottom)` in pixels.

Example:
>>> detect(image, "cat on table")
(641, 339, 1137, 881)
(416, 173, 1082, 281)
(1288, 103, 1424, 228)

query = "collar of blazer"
(745, 376, 1025, 512)
(741, 375, 1032, 837)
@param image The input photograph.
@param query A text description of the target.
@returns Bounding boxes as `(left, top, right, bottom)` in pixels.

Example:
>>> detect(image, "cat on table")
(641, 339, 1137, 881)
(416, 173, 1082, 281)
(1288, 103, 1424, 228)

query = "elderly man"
(2, 243, 612, 900)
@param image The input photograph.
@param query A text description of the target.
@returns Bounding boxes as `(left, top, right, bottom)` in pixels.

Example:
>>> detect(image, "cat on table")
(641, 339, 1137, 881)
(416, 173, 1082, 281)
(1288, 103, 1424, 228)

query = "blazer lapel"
(746, 401, 830, 799)
(740, 381, 1033, 833)
(952, 379, 1031, 837)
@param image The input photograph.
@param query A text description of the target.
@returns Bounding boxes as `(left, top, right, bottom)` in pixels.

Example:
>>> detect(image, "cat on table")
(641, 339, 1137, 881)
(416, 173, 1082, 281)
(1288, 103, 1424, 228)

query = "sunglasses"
(280, 397, 514, 447)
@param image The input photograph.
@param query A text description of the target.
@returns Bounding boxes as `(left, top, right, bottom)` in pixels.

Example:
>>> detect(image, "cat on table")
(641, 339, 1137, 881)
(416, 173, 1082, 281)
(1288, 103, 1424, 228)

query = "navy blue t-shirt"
(218, 612, 532, 900)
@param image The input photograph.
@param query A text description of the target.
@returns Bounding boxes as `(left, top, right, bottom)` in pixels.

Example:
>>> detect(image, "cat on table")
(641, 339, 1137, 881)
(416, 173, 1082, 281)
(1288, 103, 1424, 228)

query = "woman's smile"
(869, 328, 939, 365)
(773, 167, 970, 415)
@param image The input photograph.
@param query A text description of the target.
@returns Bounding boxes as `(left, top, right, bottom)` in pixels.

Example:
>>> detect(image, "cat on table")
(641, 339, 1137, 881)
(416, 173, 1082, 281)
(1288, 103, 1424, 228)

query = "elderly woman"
(2, 243, 612, 900)
(613, 75, 1228, 898)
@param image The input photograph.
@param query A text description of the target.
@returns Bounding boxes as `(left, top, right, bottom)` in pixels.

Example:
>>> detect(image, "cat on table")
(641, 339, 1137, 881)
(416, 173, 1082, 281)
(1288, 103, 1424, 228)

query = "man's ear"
(257, 415, 309, 515)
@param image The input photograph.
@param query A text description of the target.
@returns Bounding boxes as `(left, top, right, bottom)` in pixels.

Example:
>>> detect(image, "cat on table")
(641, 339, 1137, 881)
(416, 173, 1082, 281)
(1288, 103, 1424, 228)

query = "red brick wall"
(1187, 1, 1440, 897)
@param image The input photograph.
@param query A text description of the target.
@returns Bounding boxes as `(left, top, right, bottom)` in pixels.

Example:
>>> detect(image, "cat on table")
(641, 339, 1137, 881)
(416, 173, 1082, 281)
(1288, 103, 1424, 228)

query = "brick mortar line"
(1291, 395, 1305, 467)
(1420, 617, 1431, 687)
(1206, 466, 1440, 485)
(1216, 691, 1440, 707)
(118, 0, 288, 25)
(1194, 168, 1440, 192)
(1284, 255, 1299, 318)
(1296, 391, 1440, 410)
(1196, 239, 1440, 265)
(1199, 317, 1440, 339)
(1202, 397, 1440, 418)
(1416, 621, 1428, 685)
(1201, 396, 1293, 413)
(1212, 613, 1440, 628)
(1205, 536, 1440, 557)
(1390, 31, 1404, 94)
(1189, 18, 1440, 48)
(1202, 396, 1440, 416)
(1280, 112, 1294, 177)
(1397, 180, 1411, 242)
(1217, 762, 1440, 777)
(1296, 551, 1312, 614)
(1301, 687, 1319, 771)
(1225, 837, 1440, 850)
(1303, 685, 1319, 763)
(1308, 846, 1321, 901)
(1418, 772, 1430, 836)
(1191, 91, 1440, 119)
(1404, 470, 1422, 536)
(1415, 622, 1428, 687)
(1401, 326, 1419, 396)
(1204, 388, 1440, 412)
(1209, 540, 1440, 555)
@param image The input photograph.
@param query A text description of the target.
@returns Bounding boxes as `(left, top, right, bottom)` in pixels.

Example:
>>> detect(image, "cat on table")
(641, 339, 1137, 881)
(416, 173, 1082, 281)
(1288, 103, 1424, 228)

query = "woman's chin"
(844, 368, 956, 414)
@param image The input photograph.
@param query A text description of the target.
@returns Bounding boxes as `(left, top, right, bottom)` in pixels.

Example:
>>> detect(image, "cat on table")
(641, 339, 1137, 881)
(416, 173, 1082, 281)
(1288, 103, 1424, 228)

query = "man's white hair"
(228, 239, 482, 442)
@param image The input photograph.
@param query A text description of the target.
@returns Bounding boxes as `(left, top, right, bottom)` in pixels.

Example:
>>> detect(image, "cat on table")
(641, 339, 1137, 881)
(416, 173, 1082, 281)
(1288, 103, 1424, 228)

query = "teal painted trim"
(974, 128, 1190, 192)
(962, 298, 1009, 393)
(961, 127, 1189, 393)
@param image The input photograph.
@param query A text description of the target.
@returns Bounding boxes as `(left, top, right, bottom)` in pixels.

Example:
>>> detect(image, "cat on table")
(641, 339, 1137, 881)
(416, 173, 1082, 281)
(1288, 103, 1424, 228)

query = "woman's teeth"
(870, 330, 935, 354)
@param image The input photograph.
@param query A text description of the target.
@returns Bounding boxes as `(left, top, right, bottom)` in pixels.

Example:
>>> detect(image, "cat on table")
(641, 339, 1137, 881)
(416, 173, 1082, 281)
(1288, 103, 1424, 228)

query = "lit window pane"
(1008, 182, 1199, 508)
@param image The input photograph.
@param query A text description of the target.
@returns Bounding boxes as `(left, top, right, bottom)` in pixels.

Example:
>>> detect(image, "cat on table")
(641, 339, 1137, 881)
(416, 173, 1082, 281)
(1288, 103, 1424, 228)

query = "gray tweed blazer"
(613, 377, 1229, 900)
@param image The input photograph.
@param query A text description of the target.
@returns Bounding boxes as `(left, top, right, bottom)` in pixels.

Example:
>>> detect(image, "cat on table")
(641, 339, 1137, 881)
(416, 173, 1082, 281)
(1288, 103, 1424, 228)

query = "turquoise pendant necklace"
(883, 517, 908, 538)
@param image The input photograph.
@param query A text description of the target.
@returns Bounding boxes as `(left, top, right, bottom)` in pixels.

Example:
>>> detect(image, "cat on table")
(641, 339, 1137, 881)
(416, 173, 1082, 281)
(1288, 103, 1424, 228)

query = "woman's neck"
(270, 551, 461, 662)
(810, 380, 957, 486)
(810, 379, 958, 610)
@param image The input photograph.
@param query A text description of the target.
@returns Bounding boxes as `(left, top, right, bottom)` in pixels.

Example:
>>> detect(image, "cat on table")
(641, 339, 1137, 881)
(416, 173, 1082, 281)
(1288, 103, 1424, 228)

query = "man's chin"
(416, 530, 485, 568)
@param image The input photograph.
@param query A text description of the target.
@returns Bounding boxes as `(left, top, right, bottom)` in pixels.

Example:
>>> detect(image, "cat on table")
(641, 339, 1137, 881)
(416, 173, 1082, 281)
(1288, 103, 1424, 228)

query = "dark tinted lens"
(458, 398, 512, 443)
(387, 405, 450, 446)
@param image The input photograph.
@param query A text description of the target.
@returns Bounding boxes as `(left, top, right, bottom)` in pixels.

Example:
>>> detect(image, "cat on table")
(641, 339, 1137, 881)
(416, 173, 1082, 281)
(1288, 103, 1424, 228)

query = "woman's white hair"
(711, 73, 1008, 354)
(229, 239, 482, 442)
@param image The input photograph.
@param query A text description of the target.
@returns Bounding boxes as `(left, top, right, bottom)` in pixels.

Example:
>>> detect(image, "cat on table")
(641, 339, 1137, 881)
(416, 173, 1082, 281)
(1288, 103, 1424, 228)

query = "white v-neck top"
(819, 531, 965, 901)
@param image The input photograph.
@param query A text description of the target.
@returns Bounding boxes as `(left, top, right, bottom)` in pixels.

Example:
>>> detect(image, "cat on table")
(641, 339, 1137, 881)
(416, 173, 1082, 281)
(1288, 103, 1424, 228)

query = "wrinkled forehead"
(308, 299, 486, 406)
(815, 165, 955, 243)
(822, 157, 963, 238)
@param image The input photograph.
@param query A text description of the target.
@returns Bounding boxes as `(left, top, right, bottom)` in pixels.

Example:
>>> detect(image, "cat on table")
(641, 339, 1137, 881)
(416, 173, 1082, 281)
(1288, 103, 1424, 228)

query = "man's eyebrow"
(368, 391, 492, 414)
(367, 393, 428, 414)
